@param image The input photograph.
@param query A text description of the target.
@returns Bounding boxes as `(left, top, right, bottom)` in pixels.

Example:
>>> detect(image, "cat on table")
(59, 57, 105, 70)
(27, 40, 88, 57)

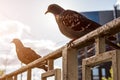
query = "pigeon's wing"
(23, 47, 41, 63)
(60, 10, 101, 32)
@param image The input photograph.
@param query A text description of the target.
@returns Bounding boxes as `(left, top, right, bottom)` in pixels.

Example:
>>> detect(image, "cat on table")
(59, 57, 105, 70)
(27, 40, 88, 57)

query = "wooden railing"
(1, 17, 120, 80)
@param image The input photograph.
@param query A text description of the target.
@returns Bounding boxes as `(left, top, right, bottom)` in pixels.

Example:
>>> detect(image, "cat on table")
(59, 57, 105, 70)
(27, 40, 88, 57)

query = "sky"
(0, 0, 118, 79)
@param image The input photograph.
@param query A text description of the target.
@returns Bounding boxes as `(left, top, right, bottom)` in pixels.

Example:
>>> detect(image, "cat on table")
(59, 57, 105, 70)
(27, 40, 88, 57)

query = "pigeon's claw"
(67, 39, 76, 47)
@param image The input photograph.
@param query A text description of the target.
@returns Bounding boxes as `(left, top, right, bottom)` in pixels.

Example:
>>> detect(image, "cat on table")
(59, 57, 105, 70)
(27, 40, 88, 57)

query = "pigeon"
(45, 4, 116, 46)
(12, 39, 48, 71)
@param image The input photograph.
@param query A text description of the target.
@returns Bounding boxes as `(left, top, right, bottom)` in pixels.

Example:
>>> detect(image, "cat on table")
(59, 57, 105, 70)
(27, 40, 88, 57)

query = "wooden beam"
(70, 17, 120, 49)
(47, 59, 54, 71)
(82, 50, 120, 80)
(112, 50, 120, 80)
(41, 69, 61, 80)
(1, 17, 120, 79)
(95, 37, 105, 54)
(14, 75, 17, 80)
(42, 70, 55, 78)
(55, 69, 61, 80)
(6, 77, 13, 80)
(1, 46, 64, 78)
(82, 62, 91, 80)
(27, 69, 31, 80)
(62, 47, 78, 80)
(82, 50, 115, 67)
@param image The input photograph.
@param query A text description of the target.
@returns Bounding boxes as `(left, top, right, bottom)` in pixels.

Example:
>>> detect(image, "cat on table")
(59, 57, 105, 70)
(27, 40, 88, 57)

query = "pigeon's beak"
(45, 10, 49, 14)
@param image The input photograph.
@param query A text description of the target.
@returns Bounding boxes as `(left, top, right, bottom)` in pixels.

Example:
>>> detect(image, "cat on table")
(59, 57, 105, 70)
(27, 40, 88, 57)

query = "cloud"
(0, 20, 31, 40)
(0, 20, 63, 77)
(22, 39, 59, 56)
(0, 21, 30, 71)
(116, 0, 120, 5)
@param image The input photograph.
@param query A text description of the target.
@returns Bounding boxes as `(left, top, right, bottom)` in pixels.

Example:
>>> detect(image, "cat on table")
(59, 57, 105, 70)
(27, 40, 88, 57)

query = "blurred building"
(78, 10, 120, 80)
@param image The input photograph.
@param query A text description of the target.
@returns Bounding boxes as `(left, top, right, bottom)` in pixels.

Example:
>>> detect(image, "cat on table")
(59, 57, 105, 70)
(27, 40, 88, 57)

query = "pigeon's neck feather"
(14, 41, 24, 49)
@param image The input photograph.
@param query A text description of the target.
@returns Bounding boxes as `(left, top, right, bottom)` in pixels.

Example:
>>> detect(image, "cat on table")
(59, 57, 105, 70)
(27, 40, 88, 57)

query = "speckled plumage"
(45, 4, 115, 40)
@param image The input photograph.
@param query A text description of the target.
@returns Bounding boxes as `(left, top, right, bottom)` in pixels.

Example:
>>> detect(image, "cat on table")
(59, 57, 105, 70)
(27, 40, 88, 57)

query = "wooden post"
(62, 47, 78, 80)
(55, 69, 61, 80)
(82, 60, 91, 80)
(41, 69, 61, 80)
(7, 77, 13, 80)
(14, 75, 17, 80)
(95, 37, 105, 55)
(82, 50, 120, 80)
(95, 37, 105, 79)
(112, 50, 120, 80)
(41, 77, 47, 80)
(47, 59, 54, 71)
(27, 69, 31, 80)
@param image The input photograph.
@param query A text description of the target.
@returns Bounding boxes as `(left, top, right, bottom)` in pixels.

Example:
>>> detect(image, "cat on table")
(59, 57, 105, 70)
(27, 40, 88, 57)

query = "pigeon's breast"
(55, 15, 83, 39)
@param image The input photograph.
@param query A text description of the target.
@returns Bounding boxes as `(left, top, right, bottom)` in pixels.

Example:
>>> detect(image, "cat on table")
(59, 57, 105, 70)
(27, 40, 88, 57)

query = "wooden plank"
(27, 69, 31, 80)
(1, 46, 64, 79)
(47, 59, 54, 71)
(69, 17, 120, 49)
(55, 69, 61, 80)
(112, 50, 120, 80)
(95, 37, 105, 54)
(82, 60, 91, 80)
(14, 75, 17, 80)
(41, 69, 61, 80)
(83, 50, 115, 67)
(82, 50, 120, 80)
(1, 17, 120, 79)
(42, 70, 55, 78)
(41, 77, 46, 80)
(7, 77, 13, 80)
(62, 47, 78, 80)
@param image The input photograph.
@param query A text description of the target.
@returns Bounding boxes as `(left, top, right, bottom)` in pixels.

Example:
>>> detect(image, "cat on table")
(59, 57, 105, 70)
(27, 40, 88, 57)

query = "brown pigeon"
(45, 4, 116, 45)
(12, 38, 48, 71)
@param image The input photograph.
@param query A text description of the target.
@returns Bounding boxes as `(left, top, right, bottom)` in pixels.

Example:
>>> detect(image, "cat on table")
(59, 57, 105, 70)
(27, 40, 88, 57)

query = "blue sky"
(0, 0, 118, 79)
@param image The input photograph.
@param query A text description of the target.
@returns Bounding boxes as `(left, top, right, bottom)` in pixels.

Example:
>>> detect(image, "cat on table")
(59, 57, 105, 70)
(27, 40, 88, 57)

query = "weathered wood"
(82, 50, 120, 80)
(47, 59, 54, 71)
(6, 77, 13, 80)
(41, 77, 46, 80)
(95, 37, 105, 54)
(82, 61, 91, 80)
(112, 50, 120, 80)
(27, 69, 31, 80)
(62, 47, 78, 80)
(41, 69, 61, 80)
(82, 50, 115, 67)
(55, 69, 61, 80)
(70, 17, 120, 49)
(1, 46, 64, 78)
(1, 17, 120, 79)
(42, 70, 55, 78)
(13, 75, 17, 80)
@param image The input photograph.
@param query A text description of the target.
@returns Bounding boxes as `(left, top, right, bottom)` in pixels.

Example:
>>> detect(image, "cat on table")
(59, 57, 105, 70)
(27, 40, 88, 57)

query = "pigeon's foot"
(67, 39, 76, 48)
(37, 65, 48, 71)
